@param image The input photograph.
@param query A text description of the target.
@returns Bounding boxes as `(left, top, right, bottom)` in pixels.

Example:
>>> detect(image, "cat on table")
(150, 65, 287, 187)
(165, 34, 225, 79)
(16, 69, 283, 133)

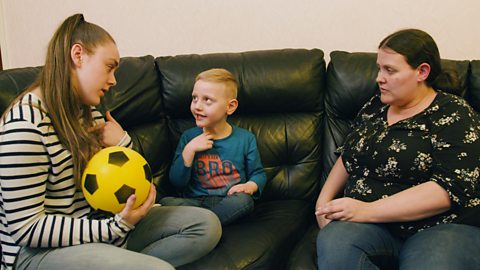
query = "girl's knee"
(158, 196, 179, 206)
(195, 207, 222, 245)
(159, 197, 199, 207)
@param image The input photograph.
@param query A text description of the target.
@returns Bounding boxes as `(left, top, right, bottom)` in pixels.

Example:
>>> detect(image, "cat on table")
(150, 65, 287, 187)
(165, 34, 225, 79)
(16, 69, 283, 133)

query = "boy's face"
(190, 80, 237, 129)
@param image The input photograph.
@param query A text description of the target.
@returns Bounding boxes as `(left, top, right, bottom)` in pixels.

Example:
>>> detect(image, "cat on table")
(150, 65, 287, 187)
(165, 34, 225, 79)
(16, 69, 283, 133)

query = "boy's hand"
(182, 131, 213, 166)
(189, 131, 214, 152)
(228, 181, 258, 195)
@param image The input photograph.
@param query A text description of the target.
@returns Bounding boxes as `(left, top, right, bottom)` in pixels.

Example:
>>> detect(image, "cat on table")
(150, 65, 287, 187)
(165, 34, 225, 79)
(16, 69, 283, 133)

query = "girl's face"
(74, 42, 120, 106)
(376, 48, 426, 107)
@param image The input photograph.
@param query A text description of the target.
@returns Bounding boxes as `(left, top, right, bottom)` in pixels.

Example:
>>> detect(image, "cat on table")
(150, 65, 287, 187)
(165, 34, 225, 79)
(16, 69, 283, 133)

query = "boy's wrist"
(246, 181, 259, 193)
(182, 145, 194, 167)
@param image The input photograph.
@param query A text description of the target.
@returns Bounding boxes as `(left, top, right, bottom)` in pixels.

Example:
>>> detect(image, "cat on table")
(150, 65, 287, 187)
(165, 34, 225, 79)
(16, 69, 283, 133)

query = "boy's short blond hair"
(195, 68, 238, 99)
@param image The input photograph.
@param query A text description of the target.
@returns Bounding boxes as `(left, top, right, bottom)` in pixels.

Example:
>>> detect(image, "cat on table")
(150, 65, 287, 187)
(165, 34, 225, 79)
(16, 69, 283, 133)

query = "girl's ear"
(71, 43, 84, 68)
(227, 99, 238, 115)
(417, 63, 431, 82)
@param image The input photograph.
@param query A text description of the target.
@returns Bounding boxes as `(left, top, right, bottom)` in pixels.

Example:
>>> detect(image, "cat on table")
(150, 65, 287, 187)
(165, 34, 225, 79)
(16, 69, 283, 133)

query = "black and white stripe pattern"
(0, 93, 133, 270)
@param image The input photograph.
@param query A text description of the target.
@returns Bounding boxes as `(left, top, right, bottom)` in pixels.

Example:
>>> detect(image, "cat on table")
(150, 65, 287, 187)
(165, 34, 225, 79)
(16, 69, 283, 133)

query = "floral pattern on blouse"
(339, 91, 480, 238)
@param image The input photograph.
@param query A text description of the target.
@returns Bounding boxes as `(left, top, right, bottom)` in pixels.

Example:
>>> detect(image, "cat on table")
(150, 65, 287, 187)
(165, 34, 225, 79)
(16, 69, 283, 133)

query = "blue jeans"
(316, 221, 480, 270)
(160, 192, 254, 225)
(15, 206, 221, 270)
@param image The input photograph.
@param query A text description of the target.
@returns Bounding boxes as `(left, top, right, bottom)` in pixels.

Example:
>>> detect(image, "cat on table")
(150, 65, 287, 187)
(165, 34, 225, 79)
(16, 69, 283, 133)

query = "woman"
(0, 14, 221, 270)
(315, 29, 480, 269)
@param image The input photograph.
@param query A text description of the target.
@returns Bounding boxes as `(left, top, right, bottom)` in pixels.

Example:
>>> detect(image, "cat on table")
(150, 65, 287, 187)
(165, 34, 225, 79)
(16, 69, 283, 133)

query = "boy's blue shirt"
(169, 125, 267, 199)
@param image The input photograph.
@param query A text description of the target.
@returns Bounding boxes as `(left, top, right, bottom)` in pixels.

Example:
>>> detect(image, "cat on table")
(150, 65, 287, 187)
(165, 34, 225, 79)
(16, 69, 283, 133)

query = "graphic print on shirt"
(195, 149, 241, 190)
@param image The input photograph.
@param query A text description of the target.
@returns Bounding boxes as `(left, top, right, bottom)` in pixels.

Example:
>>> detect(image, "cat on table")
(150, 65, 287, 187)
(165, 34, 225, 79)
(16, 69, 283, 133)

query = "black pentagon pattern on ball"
(144, 164, 152, 182)
(84, 174, 99, 195)
(108, 151, 130, 167)
(115, 184, 136, 204)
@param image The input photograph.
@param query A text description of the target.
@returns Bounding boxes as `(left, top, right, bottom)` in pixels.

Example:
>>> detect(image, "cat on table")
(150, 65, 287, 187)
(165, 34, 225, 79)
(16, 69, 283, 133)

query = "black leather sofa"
(1, 49, 478, 270)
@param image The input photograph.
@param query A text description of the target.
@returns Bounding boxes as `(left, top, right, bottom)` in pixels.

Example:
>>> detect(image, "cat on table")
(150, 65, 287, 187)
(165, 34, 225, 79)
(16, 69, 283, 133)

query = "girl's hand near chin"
(90, 111, 126, 147)
(100, 111, 126, 146)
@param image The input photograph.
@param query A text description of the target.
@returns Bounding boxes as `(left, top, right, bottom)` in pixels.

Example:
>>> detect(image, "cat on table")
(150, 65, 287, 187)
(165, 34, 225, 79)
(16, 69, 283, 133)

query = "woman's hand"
(315, 212, 332, 229)
(118, 184, 157, 226)
(315, 197, 371, 223)
(314, 157, 350, 229)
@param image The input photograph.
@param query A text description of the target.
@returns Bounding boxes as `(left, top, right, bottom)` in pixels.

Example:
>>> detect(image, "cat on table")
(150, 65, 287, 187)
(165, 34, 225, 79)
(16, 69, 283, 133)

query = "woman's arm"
(315, 157, 349, 228)
(317, 180, 451, 223)
(315, 157, 349, 207)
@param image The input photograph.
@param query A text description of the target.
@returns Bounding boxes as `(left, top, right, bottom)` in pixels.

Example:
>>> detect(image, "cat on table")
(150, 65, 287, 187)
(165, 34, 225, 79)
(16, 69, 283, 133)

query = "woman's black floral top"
(339, 91, 480, 238)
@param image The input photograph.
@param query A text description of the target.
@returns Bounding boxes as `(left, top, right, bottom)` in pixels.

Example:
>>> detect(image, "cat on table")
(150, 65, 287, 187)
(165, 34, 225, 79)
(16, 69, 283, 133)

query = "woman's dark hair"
(379, 29, 460, 93)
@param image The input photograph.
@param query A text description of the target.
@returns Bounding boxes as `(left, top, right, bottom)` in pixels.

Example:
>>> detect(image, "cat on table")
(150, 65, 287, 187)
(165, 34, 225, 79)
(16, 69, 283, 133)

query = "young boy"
(161, 68, 266, 225)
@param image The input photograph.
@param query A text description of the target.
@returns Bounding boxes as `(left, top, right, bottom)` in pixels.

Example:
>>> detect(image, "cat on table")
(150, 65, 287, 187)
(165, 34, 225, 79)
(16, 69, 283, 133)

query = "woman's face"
(74, 42, 120, 106)
(376, 48, 424, 107)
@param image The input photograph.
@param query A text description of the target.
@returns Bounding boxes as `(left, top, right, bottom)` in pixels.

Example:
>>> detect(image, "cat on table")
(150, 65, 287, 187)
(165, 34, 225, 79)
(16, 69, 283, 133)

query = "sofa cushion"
(286, 223, 318, 270)
(100, 55, 163, 128)
(0, 67, 40, 114)
(155, 49, 326, 269)
(468, 60, 480, 112)
(179, 200, 313, 270)
(321, 51, 379, 184)
(97, 55, 172, 187)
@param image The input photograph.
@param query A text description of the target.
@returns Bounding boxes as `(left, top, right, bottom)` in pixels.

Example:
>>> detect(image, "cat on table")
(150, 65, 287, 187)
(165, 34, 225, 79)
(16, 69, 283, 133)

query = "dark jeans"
(316, 221, 480, 270)
(160, 192, 254, 225)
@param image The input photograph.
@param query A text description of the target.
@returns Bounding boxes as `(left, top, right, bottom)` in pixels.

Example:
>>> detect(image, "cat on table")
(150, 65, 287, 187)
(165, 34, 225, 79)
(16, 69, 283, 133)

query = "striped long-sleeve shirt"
(0, 93, 134, 270)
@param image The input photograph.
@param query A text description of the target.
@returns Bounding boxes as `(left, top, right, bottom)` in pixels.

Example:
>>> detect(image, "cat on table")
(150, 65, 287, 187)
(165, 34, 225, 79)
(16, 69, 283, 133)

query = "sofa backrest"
(0, 49, 327, 203)
(2, 49, 479, 204)
(0, 67, 40, 113)
(98, 55, 175, 194)
(469, 60, 480, 111)
(155, 49, 326, 201)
